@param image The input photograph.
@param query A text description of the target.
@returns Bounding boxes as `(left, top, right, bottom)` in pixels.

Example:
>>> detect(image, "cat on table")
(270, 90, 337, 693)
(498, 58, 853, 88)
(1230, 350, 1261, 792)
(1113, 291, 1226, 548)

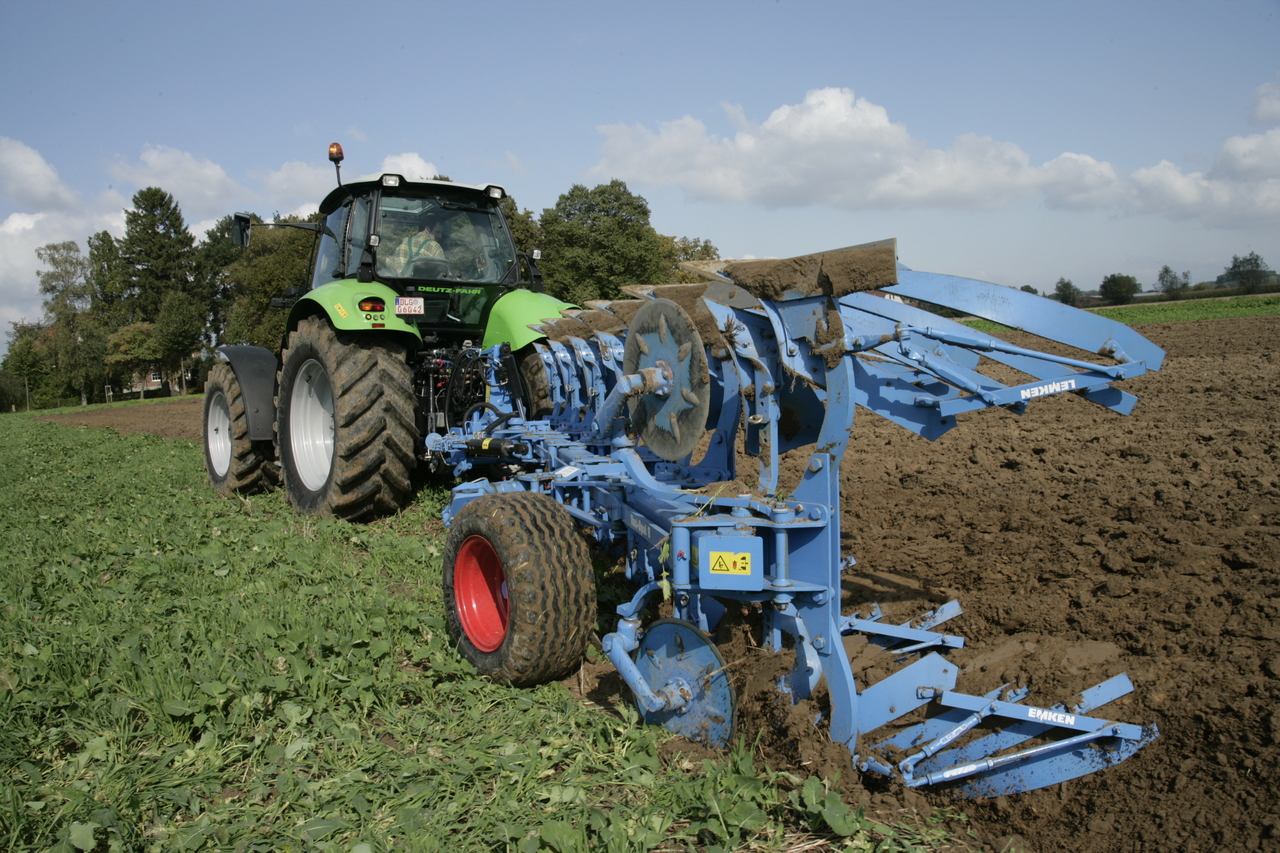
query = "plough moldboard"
(432, 240, 1163, 797)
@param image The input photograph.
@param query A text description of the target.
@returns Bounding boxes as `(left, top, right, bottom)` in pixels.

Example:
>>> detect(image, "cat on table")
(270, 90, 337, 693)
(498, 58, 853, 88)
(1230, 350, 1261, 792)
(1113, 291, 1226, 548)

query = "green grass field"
(963, 292, 1280, 334)
(0, 415, 958, 852)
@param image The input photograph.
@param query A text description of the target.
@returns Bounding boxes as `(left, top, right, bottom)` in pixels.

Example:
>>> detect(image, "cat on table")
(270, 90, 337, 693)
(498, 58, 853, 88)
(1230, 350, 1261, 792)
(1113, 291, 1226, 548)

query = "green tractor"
(202, 144, 571, 520)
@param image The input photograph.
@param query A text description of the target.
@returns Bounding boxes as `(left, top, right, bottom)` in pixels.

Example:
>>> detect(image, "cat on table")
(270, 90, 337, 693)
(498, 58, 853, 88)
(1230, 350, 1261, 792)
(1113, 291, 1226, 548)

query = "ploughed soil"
(38, 394, 207, 443)
(39, 316, 1280, 852)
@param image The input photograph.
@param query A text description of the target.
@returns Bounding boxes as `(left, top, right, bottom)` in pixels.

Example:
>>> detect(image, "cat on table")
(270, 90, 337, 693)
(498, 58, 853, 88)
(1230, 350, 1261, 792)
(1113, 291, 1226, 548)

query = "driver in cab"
(385, 210, 444, 275)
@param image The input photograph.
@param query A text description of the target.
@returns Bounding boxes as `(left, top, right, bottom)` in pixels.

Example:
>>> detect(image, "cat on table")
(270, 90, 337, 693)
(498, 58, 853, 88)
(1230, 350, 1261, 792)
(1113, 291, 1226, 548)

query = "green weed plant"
(0, 412, 955, 852)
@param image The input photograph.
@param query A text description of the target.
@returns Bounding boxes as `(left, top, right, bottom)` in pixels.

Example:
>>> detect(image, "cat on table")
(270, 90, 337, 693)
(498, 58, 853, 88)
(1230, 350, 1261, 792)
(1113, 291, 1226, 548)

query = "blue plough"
(428, 241, 1162, 797)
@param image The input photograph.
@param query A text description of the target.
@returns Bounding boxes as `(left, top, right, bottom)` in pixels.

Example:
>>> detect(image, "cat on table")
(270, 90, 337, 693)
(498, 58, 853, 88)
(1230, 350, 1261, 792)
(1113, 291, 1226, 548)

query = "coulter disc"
(633, 618, 735, 747)
(621, 298, 710, 461)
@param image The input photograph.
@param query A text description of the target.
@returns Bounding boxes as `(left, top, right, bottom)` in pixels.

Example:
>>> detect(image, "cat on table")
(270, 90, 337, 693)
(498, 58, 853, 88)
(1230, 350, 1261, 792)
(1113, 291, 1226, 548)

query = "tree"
(1052, 277, 1083, 307)
(118, 187, 196, 323)
(1099, 273, 1141, 306)
(193, 215, 245, 346)
(1019, 285, 1039, 296)
(539, 180, 669, 305)
(105, 323, 162, 398)
(153, 291, 206, 393)
(86, 230, 129, 328)
(0, 368, 23, 413)
(1223, 252, 1272, 295)
(499, 196, 542, 257)
(35, 241, 108, 404)
(37, 241, 92, 311)
(1, 323, 48, 411)
(660, 235, 721, 283)
(1156, 265, 1190, 300)
(222, 214, 315, 348)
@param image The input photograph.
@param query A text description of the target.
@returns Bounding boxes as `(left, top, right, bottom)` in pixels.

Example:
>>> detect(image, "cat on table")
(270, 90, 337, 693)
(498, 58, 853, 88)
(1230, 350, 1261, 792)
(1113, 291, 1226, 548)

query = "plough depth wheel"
(633, 619, 735, 748)
(443, 492, 596, 686)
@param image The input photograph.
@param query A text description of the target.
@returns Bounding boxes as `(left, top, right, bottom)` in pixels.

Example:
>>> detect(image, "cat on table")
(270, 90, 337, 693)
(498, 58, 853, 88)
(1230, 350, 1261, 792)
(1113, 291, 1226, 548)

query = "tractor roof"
(318, 175, 507, 216)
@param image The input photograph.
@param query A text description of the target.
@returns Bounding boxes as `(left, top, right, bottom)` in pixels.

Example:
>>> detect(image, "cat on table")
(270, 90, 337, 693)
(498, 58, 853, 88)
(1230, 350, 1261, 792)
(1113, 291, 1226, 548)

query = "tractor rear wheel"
(203, 362, 277, 496)
(516, 344, 553, 420)
(444, 492, 595, 686)
(276, 315, 418, 520)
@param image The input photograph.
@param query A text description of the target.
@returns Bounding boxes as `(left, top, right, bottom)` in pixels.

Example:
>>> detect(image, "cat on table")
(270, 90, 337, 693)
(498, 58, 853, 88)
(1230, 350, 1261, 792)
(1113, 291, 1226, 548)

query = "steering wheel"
(406, 256, 454, 279)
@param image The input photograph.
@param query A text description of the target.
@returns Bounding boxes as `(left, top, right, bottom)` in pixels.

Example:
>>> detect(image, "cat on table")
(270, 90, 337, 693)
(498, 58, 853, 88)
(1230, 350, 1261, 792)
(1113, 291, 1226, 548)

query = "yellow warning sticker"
(709, 552, 751, 575)
(334, 303, 349, 318)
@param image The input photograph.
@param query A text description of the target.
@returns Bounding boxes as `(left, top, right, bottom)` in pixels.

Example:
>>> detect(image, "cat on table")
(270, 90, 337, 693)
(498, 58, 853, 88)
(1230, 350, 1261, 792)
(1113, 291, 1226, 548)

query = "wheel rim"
(455, 535, 509, 653)
(290, 358, 335, 491)
(207, 389, 232, 477)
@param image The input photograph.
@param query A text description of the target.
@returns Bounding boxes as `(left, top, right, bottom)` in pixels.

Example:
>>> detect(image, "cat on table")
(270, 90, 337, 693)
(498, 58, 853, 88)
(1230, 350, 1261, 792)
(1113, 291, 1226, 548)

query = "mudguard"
(292, 280, 420, 337)
(215, 345, 279, 441)
(483, 289, 575, 350)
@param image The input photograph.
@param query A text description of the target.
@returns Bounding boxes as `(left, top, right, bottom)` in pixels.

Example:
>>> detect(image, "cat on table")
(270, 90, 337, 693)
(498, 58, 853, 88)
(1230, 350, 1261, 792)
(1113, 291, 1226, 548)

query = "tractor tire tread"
(204, 362, 278, 495)
(277, 316, 418, 521)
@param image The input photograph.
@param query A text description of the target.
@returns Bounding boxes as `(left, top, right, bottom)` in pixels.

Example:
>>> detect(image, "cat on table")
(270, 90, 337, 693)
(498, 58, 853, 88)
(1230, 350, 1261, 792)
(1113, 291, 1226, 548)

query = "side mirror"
(231, 212, 253, 247)
(527, 249, 544, 293)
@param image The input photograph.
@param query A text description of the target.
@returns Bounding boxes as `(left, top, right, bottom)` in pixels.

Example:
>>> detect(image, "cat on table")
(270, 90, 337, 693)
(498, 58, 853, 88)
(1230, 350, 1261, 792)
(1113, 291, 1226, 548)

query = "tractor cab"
(311, 174, 531, 342)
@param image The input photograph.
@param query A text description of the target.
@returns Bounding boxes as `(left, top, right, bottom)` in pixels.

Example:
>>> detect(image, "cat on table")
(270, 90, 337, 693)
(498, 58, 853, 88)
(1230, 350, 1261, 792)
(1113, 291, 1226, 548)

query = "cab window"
(376, 192, 515, 284)
(310, 206, 346, 289)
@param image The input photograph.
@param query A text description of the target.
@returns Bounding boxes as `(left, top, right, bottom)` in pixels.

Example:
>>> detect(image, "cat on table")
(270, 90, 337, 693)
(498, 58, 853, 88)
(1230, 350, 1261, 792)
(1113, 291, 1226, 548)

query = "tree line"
(1028, 252, 1275, 308)
(0, 179, 719, 412)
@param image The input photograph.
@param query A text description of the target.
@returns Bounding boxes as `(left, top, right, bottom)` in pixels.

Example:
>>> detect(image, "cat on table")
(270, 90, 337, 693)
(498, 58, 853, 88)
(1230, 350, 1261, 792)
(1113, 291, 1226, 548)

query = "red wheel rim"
(454, 535, 509, 653)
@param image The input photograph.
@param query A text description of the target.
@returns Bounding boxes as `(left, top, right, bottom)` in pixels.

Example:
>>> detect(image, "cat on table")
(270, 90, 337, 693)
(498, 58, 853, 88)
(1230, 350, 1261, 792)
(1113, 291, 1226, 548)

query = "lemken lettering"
(1028, 708, 1077, 726)
(1020, 378, 1077, 400)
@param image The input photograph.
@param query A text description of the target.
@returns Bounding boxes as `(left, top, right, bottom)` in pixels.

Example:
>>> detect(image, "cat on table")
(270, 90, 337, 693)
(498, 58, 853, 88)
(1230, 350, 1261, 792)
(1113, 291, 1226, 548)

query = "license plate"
(395, 297, 424, 315)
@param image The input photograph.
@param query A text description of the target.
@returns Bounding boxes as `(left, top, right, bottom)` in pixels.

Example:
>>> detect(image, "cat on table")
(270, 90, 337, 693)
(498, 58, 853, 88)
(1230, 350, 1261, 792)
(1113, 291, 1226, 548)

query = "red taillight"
(358, 298, 385, 312)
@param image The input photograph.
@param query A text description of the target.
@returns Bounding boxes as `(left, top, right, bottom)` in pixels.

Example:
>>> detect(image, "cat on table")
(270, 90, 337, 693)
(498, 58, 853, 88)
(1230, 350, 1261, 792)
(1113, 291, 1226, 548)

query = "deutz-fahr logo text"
(417, 286, 483, 295)
(1020, 378, 1077, 400)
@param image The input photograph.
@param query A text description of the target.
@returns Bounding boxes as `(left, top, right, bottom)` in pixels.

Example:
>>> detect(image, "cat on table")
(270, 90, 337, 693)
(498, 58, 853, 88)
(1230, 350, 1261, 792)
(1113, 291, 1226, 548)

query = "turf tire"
(203, 362, 278, 496)
(444, 492, 595, 686)
(276, 315, 418, 520)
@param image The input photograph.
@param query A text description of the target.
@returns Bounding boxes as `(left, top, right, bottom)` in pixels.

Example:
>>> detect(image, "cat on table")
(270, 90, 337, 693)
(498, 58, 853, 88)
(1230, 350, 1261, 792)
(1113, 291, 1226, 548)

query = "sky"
(2, 0, 1278, 357)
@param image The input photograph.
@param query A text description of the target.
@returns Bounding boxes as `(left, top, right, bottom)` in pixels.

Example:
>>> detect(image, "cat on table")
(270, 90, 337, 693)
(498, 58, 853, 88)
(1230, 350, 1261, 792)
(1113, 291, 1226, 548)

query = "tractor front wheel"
(276, 315, 418, 520)
(444, 492, 595, 686)
(203, 362, 277, 496)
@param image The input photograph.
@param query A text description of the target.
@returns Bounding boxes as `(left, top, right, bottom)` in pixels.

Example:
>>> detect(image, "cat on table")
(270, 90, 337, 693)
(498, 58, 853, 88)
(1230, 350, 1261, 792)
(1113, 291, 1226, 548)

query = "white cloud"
(0, 206, 121, 340)
(1039, 152, 1125, 210)
(596, 88, 1038, 210)
(261, 160, 333, 216)
(1212, 127, 1280, 180)
(108, 145, 243, 221)
(595, 86, 1280, 228)
(0, 211, 48, 236)
(188, 218, 221, 244)
(0, 137, 79, 210)
(371, 153, 439, 182)
(1251, 72, 1280, 125)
